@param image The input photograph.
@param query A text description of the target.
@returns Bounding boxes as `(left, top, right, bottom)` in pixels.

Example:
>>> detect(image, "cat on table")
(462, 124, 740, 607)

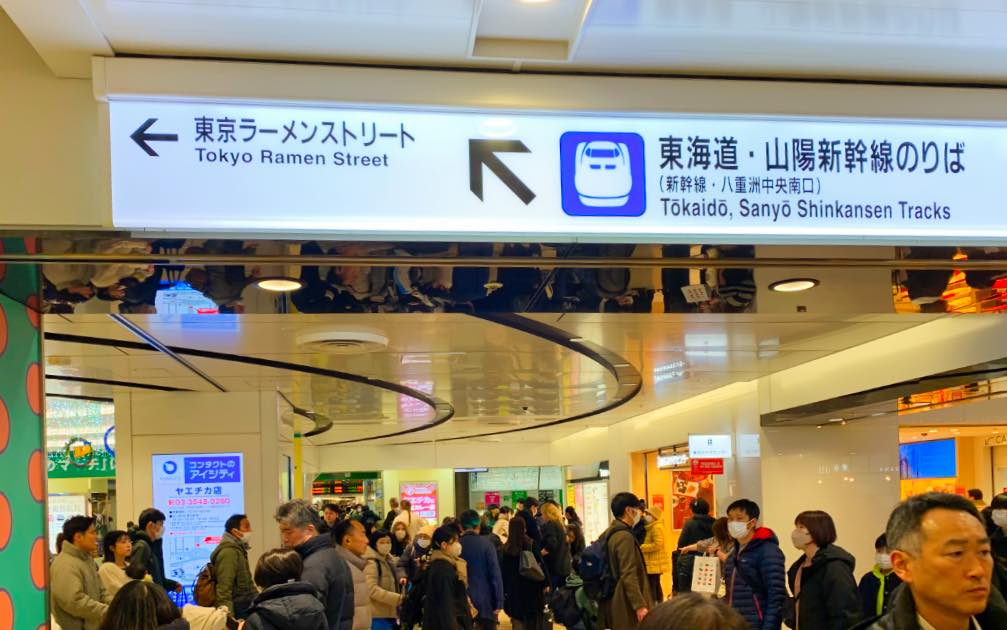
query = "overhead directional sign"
(108, 99, 1007, 244)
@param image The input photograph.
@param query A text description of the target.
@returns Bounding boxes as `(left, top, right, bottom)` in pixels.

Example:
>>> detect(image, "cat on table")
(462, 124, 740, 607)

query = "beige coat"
(336, 546, 373, 630)
(51, 544, 108, 630)
(599, 520, 654, 630)
(364, 547, 402, 619)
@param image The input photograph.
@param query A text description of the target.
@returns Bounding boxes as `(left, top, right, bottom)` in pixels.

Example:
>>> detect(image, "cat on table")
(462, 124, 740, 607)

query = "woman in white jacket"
(364, 530, 403, 630)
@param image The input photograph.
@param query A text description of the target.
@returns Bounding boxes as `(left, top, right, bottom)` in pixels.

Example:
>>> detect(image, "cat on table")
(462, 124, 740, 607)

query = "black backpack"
(578, 530, 617, 601)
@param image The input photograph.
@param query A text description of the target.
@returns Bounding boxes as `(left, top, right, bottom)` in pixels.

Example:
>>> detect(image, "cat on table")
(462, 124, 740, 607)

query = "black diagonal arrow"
(469, 139, 536, 205)
(130, 118, 179, 157)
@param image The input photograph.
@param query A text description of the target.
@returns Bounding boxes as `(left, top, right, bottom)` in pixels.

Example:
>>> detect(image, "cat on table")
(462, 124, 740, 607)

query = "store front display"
(466, 466, 565, 509)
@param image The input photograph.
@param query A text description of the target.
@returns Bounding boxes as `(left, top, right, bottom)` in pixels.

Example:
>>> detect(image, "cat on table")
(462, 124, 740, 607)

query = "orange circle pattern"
(0, 588, 12, 630)
(29, 538, 45, 590)
(0, 399, 8, 455)
(25, 295, 40, 330)
(27, 451, 44, 503)
(25, 363, 40, 416)
(0, 494, 10, 552)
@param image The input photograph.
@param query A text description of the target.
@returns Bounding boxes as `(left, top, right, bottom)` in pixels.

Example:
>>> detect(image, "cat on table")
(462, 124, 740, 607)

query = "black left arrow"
(130, 118, 178, 157)
(469, 139, 536, 205)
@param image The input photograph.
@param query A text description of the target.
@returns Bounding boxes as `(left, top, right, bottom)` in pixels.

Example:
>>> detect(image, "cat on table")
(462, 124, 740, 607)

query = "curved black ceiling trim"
(44, 331, 455, 441)
(46, 374, 192, 393)
(277, 391, 334, 438)
(384, 312, 643, 445)
(46, 393, 115, 403)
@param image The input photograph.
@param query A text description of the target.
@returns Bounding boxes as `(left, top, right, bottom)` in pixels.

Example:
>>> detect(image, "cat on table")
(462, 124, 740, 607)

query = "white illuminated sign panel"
(152, 452, 245, 593)
(689, 434, 733, 459)
(110, 99, 1004, 243)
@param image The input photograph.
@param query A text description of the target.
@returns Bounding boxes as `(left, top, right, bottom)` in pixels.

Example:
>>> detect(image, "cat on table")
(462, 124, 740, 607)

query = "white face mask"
(416, 538, 431, 549)
(643, 514, 655, 524)
(395, 530, 407, 540)
(790, 529, 812, 550)
(377, 542, 393, 556)
(448, 542, 463, 558)
(993, 509, 1007, 528)
(240, 531, 253, 545)
(728, 521, 750, 540)
(630, 509, 642, 527)
(876, 553, 893, 570)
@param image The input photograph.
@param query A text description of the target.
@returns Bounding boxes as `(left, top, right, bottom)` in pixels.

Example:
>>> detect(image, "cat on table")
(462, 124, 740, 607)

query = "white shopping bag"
(691, 555, 721, 595)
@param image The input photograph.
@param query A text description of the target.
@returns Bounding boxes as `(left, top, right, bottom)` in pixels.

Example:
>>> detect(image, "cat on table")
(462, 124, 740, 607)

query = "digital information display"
(152, 452, 245, 594)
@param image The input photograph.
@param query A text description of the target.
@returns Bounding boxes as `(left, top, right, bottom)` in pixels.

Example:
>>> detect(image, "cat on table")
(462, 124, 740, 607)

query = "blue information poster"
(152, 452, 245, 597)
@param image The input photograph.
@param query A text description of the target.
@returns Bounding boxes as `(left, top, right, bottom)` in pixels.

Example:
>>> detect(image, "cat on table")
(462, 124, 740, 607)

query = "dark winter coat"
(857, 567, 902, 620)
(852, 581, 1007, 629)
(724, 527, 787, 630)
(785, 544, 859, 630)
(130, 531, 180, 592)
(599, 519, 653, 630)
(459, 531, 504, 620)
(242, 581, 328, 630)
(397, 541, 432, 583)
(296, 534, 354, 630)
(678, 514, 716, 549)
(423, 554, 474, 630)
(520, 509, 542, 544)
(500, 540, 546, 621)
(541, 520, 573, 583)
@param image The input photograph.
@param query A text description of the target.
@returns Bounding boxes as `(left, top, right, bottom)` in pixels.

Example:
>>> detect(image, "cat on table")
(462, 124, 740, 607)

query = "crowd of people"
(49, 488, 1007, 630)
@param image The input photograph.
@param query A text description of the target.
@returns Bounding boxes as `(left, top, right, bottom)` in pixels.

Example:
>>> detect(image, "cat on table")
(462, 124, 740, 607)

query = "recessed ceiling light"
(570, 338, 586, 343)
(255, 277, 304, 292)
(769, 278, 820, 293)
(828, 418, 844, 423)
(929, 429, 938, 433)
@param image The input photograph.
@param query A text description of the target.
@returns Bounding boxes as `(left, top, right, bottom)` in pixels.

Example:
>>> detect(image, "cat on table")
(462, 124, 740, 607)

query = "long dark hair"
(503, 514, 532, 556)
(98, 580, 178, 630)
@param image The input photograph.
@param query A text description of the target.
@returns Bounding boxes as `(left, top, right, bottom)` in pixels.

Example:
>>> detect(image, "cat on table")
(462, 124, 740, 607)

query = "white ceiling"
(4, 0, 1007, 81)
(44, 311, 937, 445)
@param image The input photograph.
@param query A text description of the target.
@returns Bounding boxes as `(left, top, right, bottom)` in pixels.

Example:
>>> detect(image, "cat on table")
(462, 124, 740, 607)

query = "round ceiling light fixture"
(255, 277, 305, 292)
(769, 278, 820, 293)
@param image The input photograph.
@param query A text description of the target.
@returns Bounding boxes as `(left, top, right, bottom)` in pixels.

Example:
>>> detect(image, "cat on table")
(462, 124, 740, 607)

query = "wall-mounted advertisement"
(152, 452, 245, 595)
(46, 399, 116, 478)
(48, 494, 88, 554)
(400, 482, 438, 522)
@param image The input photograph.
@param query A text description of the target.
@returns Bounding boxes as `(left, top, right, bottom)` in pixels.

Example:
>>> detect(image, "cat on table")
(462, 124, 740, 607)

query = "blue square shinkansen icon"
(560, 131, 646, 217)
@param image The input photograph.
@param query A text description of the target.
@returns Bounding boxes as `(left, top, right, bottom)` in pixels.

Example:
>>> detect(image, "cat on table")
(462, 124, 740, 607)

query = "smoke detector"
(296, 328, 389, 354)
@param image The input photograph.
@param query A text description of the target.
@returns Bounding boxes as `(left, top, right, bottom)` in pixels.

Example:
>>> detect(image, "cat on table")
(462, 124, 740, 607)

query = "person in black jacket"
(423, 526, 474, 630)
(520, 497, 542, 545)
(723, 499, 786, 630)
(857, 534, 902, 621)
(243, 548, 327, 630)
(785, 510, 859, 630)
(500, 515, 548, 630)
(676, 498, 716, 593)
(130, 508, 182, 593)
(275, 500, 354, 630)
(382, 498, 400, 532)
(540, 502, 572, 589)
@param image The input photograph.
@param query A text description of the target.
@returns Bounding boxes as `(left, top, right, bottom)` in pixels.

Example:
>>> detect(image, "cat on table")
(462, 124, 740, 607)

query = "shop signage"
(109, 99, 1007, 244)
(485, 492, 501, 507)
(689, 434, 733, 459)
(48, 437, 116, 479)
(657, 452, 690, 469)
(400, 482, 438, 522)
(691, 458, 725, 475)
(984, 434, 1007, 446)
(48, 494, 89, 554)
(152, 452, 245, 599)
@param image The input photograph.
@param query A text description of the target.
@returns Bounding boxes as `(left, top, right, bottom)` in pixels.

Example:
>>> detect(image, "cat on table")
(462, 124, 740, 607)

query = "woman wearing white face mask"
(422, 526, 474, 630)
(364, 530, 403, 630)
(398, 524, 436, 587)
(988, 494, 1007, 593)
(784, 510, 860, 630)
(856, 533, 902, 620)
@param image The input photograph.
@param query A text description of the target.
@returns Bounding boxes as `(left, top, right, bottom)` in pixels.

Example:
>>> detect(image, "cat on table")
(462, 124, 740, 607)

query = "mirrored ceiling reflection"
(34, 235, 1007, 318)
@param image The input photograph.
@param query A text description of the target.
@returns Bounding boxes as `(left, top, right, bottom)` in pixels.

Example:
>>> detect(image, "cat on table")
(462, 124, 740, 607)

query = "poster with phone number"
(671, 470, 715, 530)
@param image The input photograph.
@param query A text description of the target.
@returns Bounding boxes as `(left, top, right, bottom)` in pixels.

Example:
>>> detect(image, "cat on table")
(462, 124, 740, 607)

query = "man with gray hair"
(856, 492, 1007, 630)
(275, 499, 354, 630)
